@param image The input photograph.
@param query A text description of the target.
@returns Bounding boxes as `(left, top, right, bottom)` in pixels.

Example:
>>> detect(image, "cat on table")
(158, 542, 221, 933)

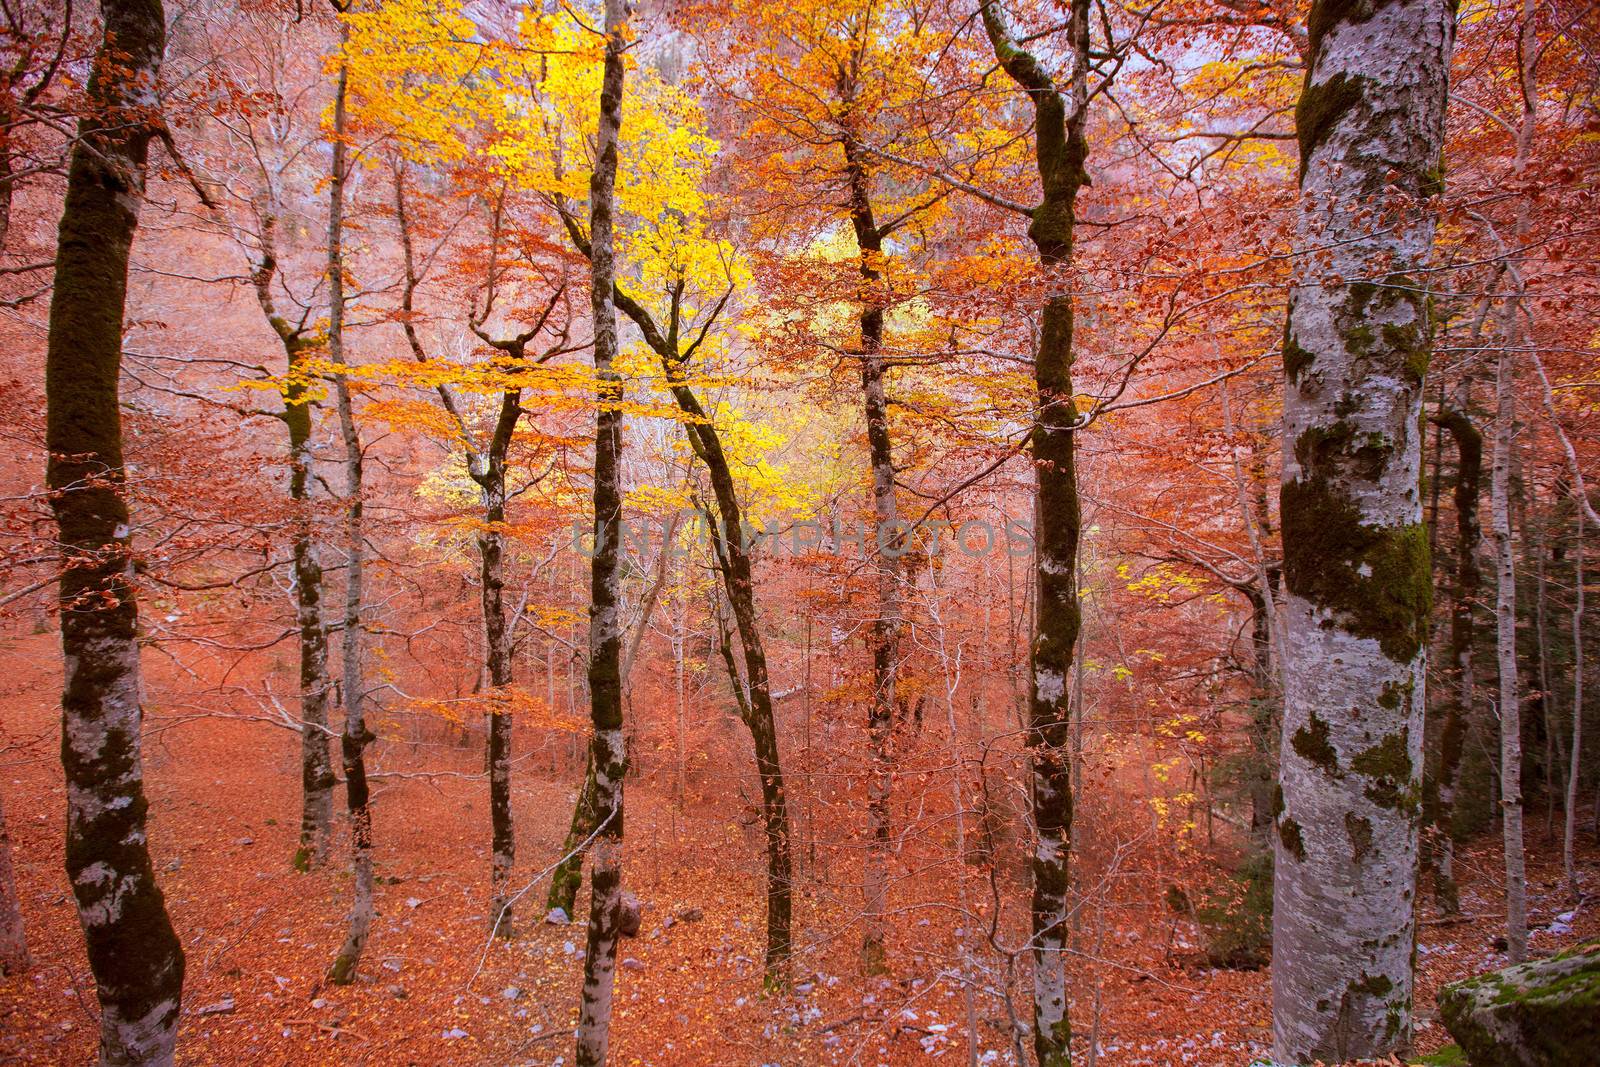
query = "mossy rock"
(1437, 941, 1600, 1065)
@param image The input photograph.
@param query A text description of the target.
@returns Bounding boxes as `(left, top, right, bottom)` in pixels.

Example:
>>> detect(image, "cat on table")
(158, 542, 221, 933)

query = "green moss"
(1292, 711, 1340, 776)
(1351, 972, 1394, 997)
(1281, 475, 1432, 663)
(1279, 817, 1307, 862)
(1295, 71, 1367, 173)
(1284, 331, 1315, 384)
(1377, 678, 1412, 710)
(1352, 731, 1418, 813)
(1415, 1045, 1466, 1066)
(1345, 812, 1374, 864)
(1383, 321, 1430, 383)
(1439, 943, 1600, 1066)
(1420, 162, 1447, 200)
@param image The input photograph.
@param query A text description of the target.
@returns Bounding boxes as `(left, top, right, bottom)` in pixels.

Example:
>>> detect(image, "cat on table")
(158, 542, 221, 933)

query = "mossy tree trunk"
(575, 3, 629, 1062)
(1428, 403, 1481, 915)
(43, 0, 186, 1059)
(248, 213, 336, 873)
(980, 2, 1091, 1062)
(324, 40, 375, 987)
(1271, 0, 1453, 1059)
(548, 752, 597, 918)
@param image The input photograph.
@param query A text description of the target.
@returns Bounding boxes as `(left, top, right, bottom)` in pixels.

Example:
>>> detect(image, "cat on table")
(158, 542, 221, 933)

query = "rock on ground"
(1437, 940, 1600, 1066)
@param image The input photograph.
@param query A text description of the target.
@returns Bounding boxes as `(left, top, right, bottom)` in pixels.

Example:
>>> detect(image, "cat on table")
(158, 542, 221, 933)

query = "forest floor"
(2, 628, 1597, 1066)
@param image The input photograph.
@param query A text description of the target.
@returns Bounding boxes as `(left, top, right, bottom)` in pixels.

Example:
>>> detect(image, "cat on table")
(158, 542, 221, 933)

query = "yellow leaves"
(1123, 561, 1205, 604)
(339, 0, 497, 163)
(407, 687, 582, 732)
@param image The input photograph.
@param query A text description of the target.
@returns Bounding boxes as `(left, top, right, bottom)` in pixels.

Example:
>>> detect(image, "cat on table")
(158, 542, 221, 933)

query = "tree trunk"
(1271, 0, 1452, 1059)
(981, 2, 1091, 1062)
(481, 471, 515, 936)
(43, 0, 186, 1059)
(0, 792, 29, 975)
(839, 132, 900, 976)
(325, 44, 375, 986)
(394, 172, 527, 937)
(575, 3, 629, 1062)
(647, 339, 793, 986)
(1429, 404, 1482, 914)
(548, 751, 597, 918)
(1490, 336, 1527, 964)
(1565, 505, 1584, 897)
(249, 214, 336, 873)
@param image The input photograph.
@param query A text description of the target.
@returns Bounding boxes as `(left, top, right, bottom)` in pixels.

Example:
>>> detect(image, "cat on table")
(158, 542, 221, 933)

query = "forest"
(0, 0, 1597, 1063)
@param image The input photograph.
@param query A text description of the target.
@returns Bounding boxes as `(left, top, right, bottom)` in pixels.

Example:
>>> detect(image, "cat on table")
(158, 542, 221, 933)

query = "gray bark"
(1271, 0, 1453, 1059)
(1490, 333, 1527, 964)
(325, 41, 375, 986)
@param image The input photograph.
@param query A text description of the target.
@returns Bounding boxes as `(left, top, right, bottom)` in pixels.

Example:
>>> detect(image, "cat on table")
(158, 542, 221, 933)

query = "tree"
(43, 0, 186, 1060)
(978, 3, 1091, 1060)
(1271, 0, 1453, 1059)
(324, 19, 375, 986)
(1428, 401, 1482, 915)
(574, 1, 630, 1062)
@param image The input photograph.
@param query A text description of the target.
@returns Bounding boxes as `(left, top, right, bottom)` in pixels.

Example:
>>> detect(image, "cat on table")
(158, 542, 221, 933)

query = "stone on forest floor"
(1437, 940, 1600, 1066)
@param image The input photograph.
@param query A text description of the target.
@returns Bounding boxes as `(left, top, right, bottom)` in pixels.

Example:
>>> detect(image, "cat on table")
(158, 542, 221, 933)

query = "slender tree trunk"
(481, 472, 515, 936)
(0, 792, 29, 975)
(839, 132, 900, 975)
(288, 381, 335, 871)
(1490, 336, 1527, 963)
(548, 752, 597, 918)
(1428, 404, 1482, 914)
(651, 347, 793, 986)
(43, 0, 186, 1059)
(325, 43, 375, 986)
(394, 173, 528, 936)
(1270, 0, 1452, 1059)
(250, 215, 336, 872)
(1565, 506, 1584, 896)
(981, 3, 1091, 1061)
(575, 4, 629, 1061)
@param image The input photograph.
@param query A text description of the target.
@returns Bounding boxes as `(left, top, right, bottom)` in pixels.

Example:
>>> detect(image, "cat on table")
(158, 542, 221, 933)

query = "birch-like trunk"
(1427, 401, 1481, 915)
(0, 792, 29, 975)
(325, 45, 375, 986)
(575, 3, 629, 1061)
(1490, 337, 1527, 964)
(44, 0, 186, 1059)
(1565, 506, 1584, 896)
(981, 2, 1090, 1061)
(1271, 0, 1452, 1059)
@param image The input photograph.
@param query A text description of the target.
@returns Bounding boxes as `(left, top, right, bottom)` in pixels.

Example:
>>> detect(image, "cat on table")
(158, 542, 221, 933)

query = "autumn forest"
(0, 0, 1598, 1064)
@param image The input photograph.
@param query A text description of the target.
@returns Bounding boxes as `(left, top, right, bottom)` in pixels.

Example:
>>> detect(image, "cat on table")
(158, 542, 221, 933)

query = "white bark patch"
(1034, 669, 1065, 706)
